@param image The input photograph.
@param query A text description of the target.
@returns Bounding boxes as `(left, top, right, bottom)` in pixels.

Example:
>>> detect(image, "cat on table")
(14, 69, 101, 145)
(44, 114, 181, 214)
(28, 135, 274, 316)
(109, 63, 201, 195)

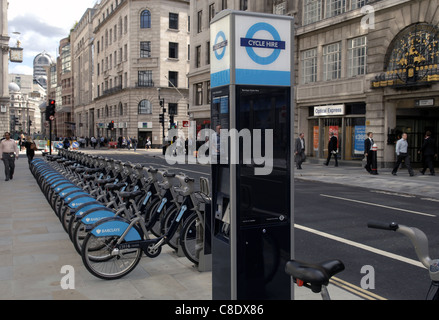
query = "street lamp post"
(157, 88, 167, 155)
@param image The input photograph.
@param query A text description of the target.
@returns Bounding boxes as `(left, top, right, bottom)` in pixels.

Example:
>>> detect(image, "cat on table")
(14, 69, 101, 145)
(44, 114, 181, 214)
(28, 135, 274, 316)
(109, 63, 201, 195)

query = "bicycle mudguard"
(90, 218, 142, 242)
(54, 183, 76, 193)
(81, 210, 115, 225)
(63, 189, 90, 203)
(58, 188, 83, 198)
(73, 203, 108, 218)
(68, 197, 97, 209)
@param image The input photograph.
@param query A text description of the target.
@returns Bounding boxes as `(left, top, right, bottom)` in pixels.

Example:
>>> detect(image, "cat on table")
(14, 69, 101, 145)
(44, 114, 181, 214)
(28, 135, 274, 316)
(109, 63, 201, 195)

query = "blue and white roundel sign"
(213, 31, 228, 61)
(240, 22, 286, 65)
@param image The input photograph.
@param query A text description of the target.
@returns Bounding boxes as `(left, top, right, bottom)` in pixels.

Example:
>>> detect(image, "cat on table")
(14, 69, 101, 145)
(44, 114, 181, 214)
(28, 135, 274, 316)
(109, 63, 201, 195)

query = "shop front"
(307, 103, 366, 163)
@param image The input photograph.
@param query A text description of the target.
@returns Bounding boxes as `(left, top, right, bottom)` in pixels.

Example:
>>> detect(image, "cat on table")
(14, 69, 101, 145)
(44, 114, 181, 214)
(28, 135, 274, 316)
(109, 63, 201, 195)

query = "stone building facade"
(0, 0, 10, 134)
(296, 0, 439, 167)
(71, 0, 190, 148)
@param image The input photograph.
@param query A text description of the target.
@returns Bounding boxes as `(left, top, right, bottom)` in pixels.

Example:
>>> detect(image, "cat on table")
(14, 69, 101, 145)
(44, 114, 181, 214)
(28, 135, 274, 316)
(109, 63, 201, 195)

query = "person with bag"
(418, 131, 436, 176)
(0, 132, 19, 181)
(295, 133, 306, 170)
(324, 132, 339, 167)
(23, 136, 36, 164)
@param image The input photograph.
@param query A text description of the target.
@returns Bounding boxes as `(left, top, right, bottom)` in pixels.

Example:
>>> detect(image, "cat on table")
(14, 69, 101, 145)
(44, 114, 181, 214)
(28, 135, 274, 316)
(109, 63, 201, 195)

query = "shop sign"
(415, 99, 435, 107)
(314, 105, 345, 117)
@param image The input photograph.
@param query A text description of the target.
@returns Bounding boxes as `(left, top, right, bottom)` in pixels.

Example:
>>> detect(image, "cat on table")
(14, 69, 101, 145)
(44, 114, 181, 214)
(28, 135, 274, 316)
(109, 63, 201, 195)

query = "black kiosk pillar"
(210, 10, 295, 300)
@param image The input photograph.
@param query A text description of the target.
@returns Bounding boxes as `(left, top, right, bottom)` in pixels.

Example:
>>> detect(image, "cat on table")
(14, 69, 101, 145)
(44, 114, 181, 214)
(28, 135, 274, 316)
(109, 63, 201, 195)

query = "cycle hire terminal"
(210, 10, 295, 300)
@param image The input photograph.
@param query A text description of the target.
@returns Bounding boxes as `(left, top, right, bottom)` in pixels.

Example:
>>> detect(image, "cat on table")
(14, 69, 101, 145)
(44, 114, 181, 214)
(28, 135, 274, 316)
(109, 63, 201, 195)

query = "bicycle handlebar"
(368, 221, 432, 269)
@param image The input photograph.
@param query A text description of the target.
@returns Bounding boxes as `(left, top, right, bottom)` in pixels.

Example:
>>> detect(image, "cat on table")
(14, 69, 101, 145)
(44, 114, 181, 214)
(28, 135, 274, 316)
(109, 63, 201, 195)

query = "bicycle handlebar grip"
(367, 220, 399, 231)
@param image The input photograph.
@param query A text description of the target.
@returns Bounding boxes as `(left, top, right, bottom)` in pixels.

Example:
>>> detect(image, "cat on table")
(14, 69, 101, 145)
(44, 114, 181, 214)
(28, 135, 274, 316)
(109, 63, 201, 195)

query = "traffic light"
(14, 116, 19, 126)
(159, 114, 165, 124)
(108, 121, 115, 130)
(46, 99, 56, 121)
(169, 115, 175, 128)
(29, 120, 32, 126)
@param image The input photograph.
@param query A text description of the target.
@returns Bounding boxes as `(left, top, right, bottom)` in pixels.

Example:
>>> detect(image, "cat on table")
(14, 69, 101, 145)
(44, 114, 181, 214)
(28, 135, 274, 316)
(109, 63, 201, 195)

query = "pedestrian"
(63, 137, 70, 150)
(324, 132, 338, 167)
(23, 135, 36, 164)
(391, 133, 415, 176)
(364, 132, 374, 174)
(146, 137, 151, 149)
(91, 136, 97, 149)
(418, 131, 436, 176)
(132, 137, 137, 151)
(295, 133, 306, 170)
(0, 132, 19, 181)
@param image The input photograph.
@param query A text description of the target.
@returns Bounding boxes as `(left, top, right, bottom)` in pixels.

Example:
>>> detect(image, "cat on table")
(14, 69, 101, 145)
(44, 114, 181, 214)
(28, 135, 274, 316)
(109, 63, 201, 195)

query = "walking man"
(325, 132, 339, 167)
(364, 132, 374, 173)
(392, 133, 415, 176)
(418, 131, 436, 176)
(295, 133, 306, 170)
(0, 132, 20, 181)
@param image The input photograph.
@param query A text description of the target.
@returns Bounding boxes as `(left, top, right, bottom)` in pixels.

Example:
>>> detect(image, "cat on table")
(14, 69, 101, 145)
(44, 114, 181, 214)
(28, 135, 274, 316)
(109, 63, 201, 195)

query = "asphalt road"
(81, 149, 439, 300)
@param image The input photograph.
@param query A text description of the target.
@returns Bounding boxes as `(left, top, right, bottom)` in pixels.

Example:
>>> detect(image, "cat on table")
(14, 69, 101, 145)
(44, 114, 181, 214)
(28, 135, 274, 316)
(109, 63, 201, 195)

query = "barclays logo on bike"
(95, 228, 120, 235)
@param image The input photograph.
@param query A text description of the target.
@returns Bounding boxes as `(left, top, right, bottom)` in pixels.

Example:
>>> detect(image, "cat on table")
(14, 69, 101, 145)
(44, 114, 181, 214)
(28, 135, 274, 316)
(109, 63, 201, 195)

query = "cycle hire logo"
(240, 22, 286, 66)
(235, 16, 291, 86)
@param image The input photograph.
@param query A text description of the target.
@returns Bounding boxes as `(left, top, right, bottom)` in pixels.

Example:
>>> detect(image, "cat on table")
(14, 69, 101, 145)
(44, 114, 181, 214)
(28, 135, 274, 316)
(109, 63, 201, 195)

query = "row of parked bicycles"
(30, 149, 211, 280)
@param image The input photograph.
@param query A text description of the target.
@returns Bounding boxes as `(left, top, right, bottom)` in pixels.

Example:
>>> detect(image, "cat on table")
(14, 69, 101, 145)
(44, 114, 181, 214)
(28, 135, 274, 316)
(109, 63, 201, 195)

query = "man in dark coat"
(295, 133, 306, 170)
(325, 132, 338, 167)
(364, 132, 374, 173)
(419, 131, 436, 176)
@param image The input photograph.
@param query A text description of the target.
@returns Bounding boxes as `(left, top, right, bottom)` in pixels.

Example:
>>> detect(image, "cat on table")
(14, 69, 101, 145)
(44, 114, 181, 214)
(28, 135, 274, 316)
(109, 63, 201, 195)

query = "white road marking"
(295, 224, 425, 269)
(320, 194, 436, 217)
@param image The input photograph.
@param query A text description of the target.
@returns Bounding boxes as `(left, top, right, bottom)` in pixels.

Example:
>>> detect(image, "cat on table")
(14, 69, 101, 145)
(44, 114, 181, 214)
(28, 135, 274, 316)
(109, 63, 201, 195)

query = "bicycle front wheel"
(81, 232, 142, 280)
(179, 213, 201, 265)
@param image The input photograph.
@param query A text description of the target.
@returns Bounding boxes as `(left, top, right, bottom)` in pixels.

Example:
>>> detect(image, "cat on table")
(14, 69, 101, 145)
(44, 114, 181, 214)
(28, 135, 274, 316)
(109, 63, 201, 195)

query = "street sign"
(49, 115, 55, 121)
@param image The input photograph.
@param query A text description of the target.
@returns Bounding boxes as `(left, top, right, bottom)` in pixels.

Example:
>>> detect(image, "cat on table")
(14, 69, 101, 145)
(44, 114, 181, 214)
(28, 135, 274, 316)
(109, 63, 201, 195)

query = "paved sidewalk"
(0, 152, 372, 300)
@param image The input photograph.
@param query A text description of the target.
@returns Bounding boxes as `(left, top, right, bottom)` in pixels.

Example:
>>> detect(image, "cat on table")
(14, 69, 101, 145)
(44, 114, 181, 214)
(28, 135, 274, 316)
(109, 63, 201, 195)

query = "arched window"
(138, 100, 152, 114)
(141, 10, 151, 29)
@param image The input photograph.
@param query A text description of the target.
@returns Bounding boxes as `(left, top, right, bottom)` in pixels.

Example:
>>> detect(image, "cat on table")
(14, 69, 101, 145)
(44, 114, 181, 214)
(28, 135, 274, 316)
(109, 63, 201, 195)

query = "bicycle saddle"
(285, 260, 345, 293)
(119, 190, 143, 199)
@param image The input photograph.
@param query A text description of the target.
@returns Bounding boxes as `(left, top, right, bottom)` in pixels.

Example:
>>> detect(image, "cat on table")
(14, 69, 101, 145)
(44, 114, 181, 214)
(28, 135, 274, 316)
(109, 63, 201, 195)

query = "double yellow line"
(330, 277, 387, 300)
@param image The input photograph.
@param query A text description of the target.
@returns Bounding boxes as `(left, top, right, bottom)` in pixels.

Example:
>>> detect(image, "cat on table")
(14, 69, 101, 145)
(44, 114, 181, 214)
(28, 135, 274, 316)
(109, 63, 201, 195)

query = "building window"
(206, 41, 210, 65)
(240, 0, 248, 11)
(169, 42, 179, 59)
(168, 71, 178, 88)
(138, 99, 152, 114)
(196, 45, 201, 68)
(222, 0, 228, 10)
(303, 0, 322, 25)
(348, 36, 367, 77)
(325, 0, 346, 18)
(197, 10, 203, 33)
(169, 13, 179, 30)
(168, 103, 178, 115)
(195, 83, 203, 105)
(140, 41, 151, 58)
(138, 71, 153, 87)
(351, 0, 366, 9)
(302, 48, 317, 84)
(209, 4, 215, 23)
(141, 10, 151, 29)
(323, 42, 341, 81)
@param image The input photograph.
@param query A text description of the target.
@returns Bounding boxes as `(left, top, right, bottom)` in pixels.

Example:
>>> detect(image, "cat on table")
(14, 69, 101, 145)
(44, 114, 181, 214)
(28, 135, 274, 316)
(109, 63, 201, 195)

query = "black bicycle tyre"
(179, 213, 200, 265)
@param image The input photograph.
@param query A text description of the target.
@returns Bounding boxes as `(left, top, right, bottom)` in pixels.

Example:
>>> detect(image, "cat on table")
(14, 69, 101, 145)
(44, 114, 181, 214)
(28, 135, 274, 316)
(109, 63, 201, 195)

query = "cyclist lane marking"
(320, 194, 436, 218)
(295, 224, 425, 269)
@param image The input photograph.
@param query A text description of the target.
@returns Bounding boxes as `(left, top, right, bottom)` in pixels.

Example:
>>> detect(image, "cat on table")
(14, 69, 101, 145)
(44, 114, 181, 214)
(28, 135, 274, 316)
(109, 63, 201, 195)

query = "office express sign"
(235, 15, 292, 86)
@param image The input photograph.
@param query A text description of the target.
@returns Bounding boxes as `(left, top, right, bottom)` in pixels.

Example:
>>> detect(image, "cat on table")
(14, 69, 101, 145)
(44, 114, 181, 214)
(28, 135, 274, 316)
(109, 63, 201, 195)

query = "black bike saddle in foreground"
(285, 259, 345, 293)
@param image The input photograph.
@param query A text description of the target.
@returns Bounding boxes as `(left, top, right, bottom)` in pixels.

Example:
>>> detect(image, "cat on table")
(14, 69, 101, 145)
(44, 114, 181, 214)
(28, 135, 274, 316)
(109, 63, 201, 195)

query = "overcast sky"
(8, 0, 99, 75)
